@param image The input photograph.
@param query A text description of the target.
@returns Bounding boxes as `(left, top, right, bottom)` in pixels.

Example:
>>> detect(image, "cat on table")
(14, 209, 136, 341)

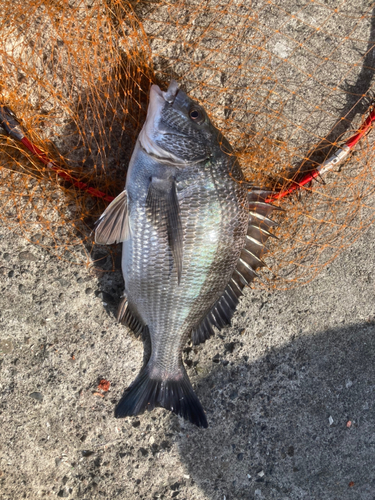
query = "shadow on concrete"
(76, 9, 375, 499)
(175, 320, 375, 500)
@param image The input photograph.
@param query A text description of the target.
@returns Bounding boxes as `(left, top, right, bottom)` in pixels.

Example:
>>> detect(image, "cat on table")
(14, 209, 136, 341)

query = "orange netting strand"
(0, 0, 375, 286)
(1, 100, 374, 205)
(268, 104, 375, 201)
(0, 105, 114, 203)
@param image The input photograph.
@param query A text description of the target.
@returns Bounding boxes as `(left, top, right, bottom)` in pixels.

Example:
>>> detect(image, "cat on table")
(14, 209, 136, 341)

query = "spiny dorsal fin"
(146, 177, 183, 283)
(235, 190, 279, 286)
(95, 190, 129, 245)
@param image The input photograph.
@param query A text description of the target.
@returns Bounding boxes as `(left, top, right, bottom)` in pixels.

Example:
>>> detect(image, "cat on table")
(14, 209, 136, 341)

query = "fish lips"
(155, 80, 192, 119)
(162, 79, 179, 104)
(138, 82, 182, 163)
(149, 79, 198, 133)
(149, 80, 179, 112)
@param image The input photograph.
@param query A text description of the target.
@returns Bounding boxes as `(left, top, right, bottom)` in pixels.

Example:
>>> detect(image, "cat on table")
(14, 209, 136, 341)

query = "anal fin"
(117, 295, 144, 336)
(191, 283, 239, 346)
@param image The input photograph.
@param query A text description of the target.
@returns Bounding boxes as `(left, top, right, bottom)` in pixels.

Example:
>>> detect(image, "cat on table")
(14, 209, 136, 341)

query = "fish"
(94, 79, 278, 427)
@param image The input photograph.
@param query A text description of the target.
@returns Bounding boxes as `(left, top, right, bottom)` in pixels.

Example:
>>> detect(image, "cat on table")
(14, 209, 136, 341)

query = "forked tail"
(115, 363, 208, 428)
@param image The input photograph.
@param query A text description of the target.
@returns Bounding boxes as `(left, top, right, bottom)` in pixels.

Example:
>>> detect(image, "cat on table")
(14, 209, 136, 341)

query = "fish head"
(139, 80, 222, 164)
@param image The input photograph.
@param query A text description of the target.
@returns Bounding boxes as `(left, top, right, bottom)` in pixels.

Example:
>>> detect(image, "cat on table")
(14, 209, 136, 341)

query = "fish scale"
(95, 80, 277, 427)
(127, 157, 246, 361)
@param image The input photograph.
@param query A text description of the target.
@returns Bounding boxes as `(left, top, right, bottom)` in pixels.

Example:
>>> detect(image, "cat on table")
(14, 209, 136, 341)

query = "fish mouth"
(162, 79, 179, 104)
(150, 79, 179, 106)
(139, 79, 186, 164)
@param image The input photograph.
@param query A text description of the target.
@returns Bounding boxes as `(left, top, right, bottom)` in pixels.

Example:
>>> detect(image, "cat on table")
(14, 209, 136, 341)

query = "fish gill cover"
(0, 0, 375, 288)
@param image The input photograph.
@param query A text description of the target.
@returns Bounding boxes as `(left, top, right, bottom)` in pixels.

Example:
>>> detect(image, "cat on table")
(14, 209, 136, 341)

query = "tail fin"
(115, 364, 208, 428)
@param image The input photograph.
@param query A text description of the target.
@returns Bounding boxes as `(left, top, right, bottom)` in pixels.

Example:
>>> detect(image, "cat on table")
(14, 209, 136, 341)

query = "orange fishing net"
(1, 0, 375, 288)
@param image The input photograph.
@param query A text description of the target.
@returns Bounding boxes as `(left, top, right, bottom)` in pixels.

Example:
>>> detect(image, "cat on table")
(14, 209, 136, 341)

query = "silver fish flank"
(95, 80, 278, 427)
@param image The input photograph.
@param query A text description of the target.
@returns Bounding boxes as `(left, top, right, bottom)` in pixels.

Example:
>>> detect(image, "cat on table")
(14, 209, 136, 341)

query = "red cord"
(267, 106, 375, 203)
(267, 169, 321, 201)
(345, 108, 375, 148)
(9, 104, 375, 206)
(20, 137, 114, 202)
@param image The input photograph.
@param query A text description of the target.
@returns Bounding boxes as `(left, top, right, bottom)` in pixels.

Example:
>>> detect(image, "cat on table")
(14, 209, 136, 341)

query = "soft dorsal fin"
(191, 189, 280, 346)
(95, 190, 129, 245)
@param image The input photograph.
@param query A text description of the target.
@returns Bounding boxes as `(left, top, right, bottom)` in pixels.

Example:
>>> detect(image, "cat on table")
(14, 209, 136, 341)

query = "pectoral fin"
(146, 177, 183, 282)
(95, 190, 129, 245)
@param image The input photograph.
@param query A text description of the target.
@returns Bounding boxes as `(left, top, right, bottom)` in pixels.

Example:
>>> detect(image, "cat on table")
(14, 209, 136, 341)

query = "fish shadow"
(91, 245, 153, 368)
(173, 320, 375, 500)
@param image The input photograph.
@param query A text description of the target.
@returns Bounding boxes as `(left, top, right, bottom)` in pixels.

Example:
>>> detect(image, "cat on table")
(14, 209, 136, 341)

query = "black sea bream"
(95, 80, 278, 427)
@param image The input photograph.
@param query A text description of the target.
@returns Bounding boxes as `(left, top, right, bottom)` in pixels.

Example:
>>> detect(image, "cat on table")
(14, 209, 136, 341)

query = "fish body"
(95, 81, 277, 427)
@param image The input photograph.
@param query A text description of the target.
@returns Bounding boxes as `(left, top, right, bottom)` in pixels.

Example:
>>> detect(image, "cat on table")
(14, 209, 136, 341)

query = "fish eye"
(189, 108, 204, 123)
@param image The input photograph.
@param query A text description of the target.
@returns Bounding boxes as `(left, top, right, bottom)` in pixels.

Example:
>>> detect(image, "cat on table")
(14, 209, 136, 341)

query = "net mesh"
(1, 0, 375, 288)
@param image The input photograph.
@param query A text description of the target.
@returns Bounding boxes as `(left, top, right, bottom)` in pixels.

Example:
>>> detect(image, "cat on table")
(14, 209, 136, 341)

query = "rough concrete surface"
(1, 202, 375, 500)
(2, 2, 375, 500)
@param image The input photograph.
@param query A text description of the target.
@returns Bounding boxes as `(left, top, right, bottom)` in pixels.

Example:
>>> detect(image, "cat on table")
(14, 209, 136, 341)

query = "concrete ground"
(1, 1, 375, 499)
(1, 193, 375, 500)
